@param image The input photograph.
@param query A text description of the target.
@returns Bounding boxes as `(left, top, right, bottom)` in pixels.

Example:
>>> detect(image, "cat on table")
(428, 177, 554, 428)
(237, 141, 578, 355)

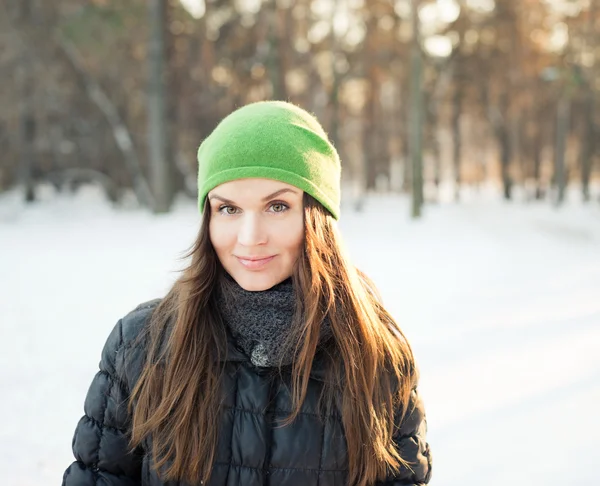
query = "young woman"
(62, 101, 432, 486)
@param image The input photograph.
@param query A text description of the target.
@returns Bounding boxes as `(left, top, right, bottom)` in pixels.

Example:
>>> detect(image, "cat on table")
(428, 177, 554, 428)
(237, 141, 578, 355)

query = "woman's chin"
(229, 271, 289, 292)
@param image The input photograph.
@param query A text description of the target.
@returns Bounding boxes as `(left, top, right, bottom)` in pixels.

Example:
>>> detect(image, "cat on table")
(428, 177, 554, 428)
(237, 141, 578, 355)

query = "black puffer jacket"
(63, 301, 432, 486)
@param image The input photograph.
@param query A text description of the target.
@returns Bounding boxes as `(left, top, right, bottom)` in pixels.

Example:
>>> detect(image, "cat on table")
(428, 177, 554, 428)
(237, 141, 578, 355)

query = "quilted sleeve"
(62, 318, 143, 486)
(377, 387, 432, 486)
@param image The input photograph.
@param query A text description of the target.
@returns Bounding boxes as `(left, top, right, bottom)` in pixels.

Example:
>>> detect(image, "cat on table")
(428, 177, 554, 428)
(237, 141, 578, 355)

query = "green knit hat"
(197, 101, 341, 219)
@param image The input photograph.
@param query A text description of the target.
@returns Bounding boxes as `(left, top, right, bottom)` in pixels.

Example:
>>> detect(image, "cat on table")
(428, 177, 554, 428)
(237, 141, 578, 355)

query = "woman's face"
(207, 178, 304, 291)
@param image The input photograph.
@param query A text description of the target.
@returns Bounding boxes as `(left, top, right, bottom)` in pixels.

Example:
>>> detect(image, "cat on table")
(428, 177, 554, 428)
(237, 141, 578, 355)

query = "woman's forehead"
(208, 178, 302, 199)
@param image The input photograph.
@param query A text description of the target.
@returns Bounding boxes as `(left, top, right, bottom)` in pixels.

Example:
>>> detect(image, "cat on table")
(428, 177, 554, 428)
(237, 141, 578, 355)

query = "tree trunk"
(428, 55, 454, 199)
(329, 63, 340, 149)
(164, 0, 184, 196)
(410, 0, 423, 218)
(511, 114, 523, 191)
(452, 85, 463, 201)
(16, 0, 36, 202)
(532, 122, 543, 200)
(499, 125, 512, 200)
(363, 81, 377, 190)
(581, 0, 597, 203)
(18, 54, 36, 202)
(430, 105, 441, 202)
(267, 0, 287, 100)
(276, 2, 290, 100)
(554, 96, 570, 206)
(328, 0, 340, 149)
(495, 92, 512, 200)
(580, 90, 595, 202)
(360, 9, 379, 192)
(148, 0, 173, 213)
(401, 102, 411, 193)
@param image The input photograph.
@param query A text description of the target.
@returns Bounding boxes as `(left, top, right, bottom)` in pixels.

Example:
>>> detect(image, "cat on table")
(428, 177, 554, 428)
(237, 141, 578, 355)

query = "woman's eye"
(219, 205, 238, 215)
(270, 203, 288, 213)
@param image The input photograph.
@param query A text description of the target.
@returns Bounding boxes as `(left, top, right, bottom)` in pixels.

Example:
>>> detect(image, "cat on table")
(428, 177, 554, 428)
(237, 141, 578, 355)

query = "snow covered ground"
(1, 185, 599, 486)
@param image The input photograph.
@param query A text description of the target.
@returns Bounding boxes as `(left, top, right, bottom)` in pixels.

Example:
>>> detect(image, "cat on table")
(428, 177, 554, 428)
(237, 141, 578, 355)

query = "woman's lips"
(235, 255, 276, 270)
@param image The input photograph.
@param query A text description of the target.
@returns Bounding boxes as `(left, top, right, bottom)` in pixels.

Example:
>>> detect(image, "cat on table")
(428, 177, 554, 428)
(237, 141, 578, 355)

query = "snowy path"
(1, 188, 599, 485)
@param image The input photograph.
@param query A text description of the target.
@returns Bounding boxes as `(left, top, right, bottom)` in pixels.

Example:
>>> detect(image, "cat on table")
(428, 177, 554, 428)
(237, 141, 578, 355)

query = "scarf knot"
(217, 276, 332, 368)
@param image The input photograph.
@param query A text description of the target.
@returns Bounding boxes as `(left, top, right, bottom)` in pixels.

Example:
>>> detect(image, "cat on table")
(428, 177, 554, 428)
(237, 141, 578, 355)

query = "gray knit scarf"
(217, 275, 332, 368)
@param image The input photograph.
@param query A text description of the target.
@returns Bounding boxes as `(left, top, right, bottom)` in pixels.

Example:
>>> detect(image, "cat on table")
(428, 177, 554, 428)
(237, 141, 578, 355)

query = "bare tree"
(410, 0, 424, 218)
(553, 94, 570, 205)
(148, 0, 173, 212)
(579, 1, 597, 202)
(57, 34, 155, 209)
(13, 0, 37, 202)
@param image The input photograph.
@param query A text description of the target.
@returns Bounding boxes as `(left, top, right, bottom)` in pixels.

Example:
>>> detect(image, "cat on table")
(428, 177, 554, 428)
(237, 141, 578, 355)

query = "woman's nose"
(237, 213, 267, 246)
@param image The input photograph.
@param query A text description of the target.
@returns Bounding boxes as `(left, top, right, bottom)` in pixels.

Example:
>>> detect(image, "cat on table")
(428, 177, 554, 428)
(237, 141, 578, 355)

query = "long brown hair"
(129, 194, 417, 486)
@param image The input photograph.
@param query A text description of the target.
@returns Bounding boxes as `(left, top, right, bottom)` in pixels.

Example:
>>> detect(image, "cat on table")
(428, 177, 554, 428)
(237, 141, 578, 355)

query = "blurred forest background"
(1, 0, 599, 216)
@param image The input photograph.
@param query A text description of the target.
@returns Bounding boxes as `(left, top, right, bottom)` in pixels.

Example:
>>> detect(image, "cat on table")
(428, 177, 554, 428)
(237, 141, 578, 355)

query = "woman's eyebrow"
(208, 194, 234, 204)
(262, 188, 298, 201)
(209, 188, 298, 204)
